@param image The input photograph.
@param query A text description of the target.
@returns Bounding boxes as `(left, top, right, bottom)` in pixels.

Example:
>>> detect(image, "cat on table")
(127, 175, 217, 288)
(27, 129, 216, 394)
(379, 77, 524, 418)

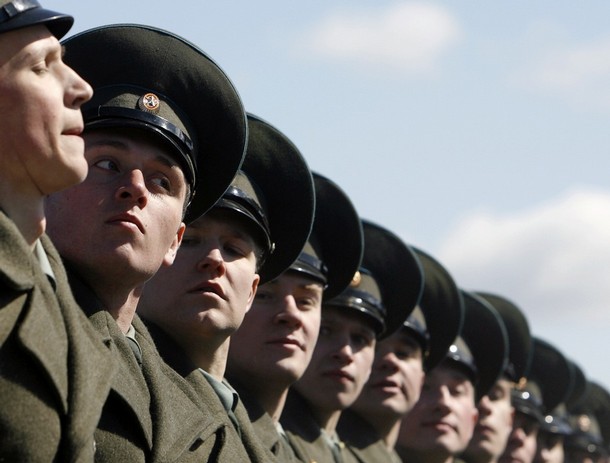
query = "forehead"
(83, 127, 178, 158)
(0, 25, 55, 67)
(382, 330, 422, 349)
(270, 271, 325, 290)
(322, 306, 375, 332)
(85, 129, 182, 167)
(428, 362, 474, 386)
(188, 210, 255, 241)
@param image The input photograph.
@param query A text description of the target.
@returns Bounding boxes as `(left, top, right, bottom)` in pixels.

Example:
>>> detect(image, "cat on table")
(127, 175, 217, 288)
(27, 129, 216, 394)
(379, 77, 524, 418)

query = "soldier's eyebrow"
(86, 138, 182, 170)
(86, 139, 128, 151)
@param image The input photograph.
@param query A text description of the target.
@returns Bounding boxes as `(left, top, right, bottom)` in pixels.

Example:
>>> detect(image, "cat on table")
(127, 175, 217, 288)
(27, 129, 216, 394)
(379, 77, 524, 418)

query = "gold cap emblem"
(138, 92, 160, 114)
(350, 271, 361, 287)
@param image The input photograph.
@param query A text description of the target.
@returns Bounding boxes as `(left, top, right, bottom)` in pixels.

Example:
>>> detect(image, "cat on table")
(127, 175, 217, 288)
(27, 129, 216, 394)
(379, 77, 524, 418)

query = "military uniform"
(223, 165, 363, 463)
(67, 271, 232, 462)
(146, 322, 276, 463)
(338, 410, 401, 463)
(228, 377, 304, 462)
(282, 390, 361, 463)
(0, 212, 115, 462)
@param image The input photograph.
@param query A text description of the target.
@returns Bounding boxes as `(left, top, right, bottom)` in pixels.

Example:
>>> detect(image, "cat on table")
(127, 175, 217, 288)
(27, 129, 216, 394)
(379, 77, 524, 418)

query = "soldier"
(565, 381, 610, 463)
(45, 24, 246, 461)
(138, 114, 316, 462)
(338, 247, 464, 462)
(461, 292, 534, 463)
(281, 220, 424, 463)
(532, 345, 582, 463)
(0, 2, 117, 461)
(497, 337, 569, 463)
(396, 291, 508, 463)
(225, 171, 363, 462)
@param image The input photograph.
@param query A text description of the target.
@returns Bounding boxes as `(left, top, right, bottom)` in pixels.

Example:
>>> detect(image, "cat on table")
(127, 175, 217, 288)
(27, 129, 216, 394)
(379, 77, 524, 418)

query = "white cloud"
(303, 2, 462, 75)
(438, 188, 610, 322)
(512, 34, 610, 110)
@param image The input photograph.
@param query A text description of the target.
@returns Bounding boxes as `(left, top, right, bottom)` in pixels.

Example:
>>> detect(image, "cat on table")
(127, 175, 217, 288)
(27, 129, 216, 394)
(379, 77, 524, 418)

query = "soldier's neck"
(193, 337, 229, 381)
(0, 194, 45, 248)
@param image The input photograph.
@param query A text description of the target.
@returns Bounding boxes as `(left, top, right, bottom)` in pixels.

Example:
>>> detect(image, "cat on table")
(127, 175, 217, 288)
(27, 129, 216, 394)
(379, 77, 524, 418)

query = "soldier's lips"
(322, 369, 354, 383)
(475, 423, 495, 436)
(63, 126, 84, 136)
(370, 378, 402, 393)
(188, 281, 226, 300)
(266, 337, 304, 350)
(422, 419, 457, 433)
(106, 213, 144, 234)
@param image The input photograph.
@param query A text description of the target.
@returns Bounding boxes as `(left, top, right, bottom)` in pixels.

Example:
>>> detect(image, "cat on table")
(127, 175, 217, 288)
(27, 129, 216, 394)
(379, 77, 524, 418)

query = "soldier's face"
(396, 362, 479, 460)
(139, 210, 260, 350)
(464, 378, 515, 461)
(534, 431, 564, 463)
(294, 307, 376, 414)
(46, 129, 187, 289)
(499, 411, 540, 463)
(227, 271, 323, 391)
(0, 25, 92, 194)
(350, 330, 425, 420)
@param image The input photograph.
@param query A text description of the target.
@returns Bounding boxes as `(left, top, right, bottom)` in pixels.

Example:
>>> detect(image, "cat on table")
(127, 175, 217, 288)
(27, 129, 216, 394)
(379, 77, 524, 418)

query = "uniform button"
(189, 437, 204, 451)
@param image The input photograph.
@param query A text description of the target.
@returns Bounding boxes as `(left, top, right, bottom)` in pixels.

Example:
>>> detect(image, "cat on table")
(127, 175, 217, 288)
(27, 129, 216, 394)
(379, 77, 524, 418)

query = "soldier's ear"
(245, 274, 261, 313)
(162, 222, 186, 267)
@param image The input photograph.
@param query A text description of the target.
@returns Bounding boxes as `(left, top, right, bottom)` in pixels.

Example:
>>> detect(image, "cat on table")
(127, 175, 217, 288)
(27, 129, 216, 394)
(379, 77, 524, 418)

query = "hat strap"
(0, 0, 40, 23)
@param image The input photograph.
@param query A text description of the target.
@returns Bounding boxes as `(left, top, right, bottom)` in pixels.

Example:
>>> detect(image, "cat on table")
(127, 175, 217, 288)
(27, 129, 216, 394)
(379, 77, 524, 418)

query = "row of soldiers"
(0, 2, 608, 462)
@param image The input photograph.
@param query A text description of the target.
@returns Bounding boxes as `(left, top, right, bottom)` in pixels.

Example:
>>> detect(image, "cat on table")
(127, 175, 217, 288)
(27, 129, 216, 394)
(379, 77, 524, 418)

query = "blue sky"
(59, 1, 610, 391)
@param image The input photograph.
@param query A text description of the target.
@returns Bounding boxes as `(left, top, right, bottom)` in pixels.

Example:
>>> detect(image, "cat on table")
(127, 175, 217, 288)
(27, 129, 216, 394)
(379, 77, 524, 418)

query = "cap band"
(325, 287, 387, 334)
(0, 0, 39, 23)
(290, 251, 328, 285)
(215, 185, 274, 260)
(446, 339, 478, 384)
(403, 313, 430, 351)
(84, 105, 193, 152)
(84, 105, 196, 188)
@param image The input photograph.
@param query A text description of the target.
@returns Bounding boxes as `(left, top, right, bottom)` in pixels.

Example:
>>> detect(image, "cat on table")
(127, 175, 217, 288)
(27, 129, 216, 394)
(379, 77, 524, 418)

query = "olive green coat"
(146, 322, 276, 463)
(281, 390, 358, 463)
(0, 212, 115, 462)
(229, 376, 303, 462)
(337, 409, 402, 463)
(68, 273, 228, 462)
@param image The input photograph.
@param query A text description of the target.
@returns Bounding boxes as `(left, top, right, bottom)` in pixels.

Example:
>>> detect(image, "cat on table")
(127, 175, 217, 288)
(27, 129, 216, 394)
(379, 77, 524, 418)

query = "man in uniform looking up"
(138, 114, 316, 462)
(45, 24, 246, 462)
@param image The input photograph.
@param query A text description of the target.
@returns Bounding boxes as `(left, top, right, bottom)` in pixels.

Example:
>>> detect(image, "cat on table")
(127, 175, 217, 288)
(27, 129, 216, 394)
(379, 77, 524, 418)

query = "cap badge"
(350, 271, 362, 287)
(138, 92, 160, 114)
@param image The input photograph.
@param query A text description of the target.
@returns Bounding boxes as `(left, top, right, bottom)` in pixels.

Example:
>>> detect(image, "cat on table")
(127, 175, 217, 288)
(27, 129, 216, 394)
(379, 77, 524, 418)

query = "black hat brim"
(241, 114, 315, 284)
(310, 173, 363, 299)
(476, 292, 533, 383)
(0, 6, 72, 39)
(360, 220, 423, 338)
(461, 291, 509, 400)
(412, 248, 463, 371)
(62, 24, 246, 223)
(565, 360, 587, 409)
(530, 338, 572, 413)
